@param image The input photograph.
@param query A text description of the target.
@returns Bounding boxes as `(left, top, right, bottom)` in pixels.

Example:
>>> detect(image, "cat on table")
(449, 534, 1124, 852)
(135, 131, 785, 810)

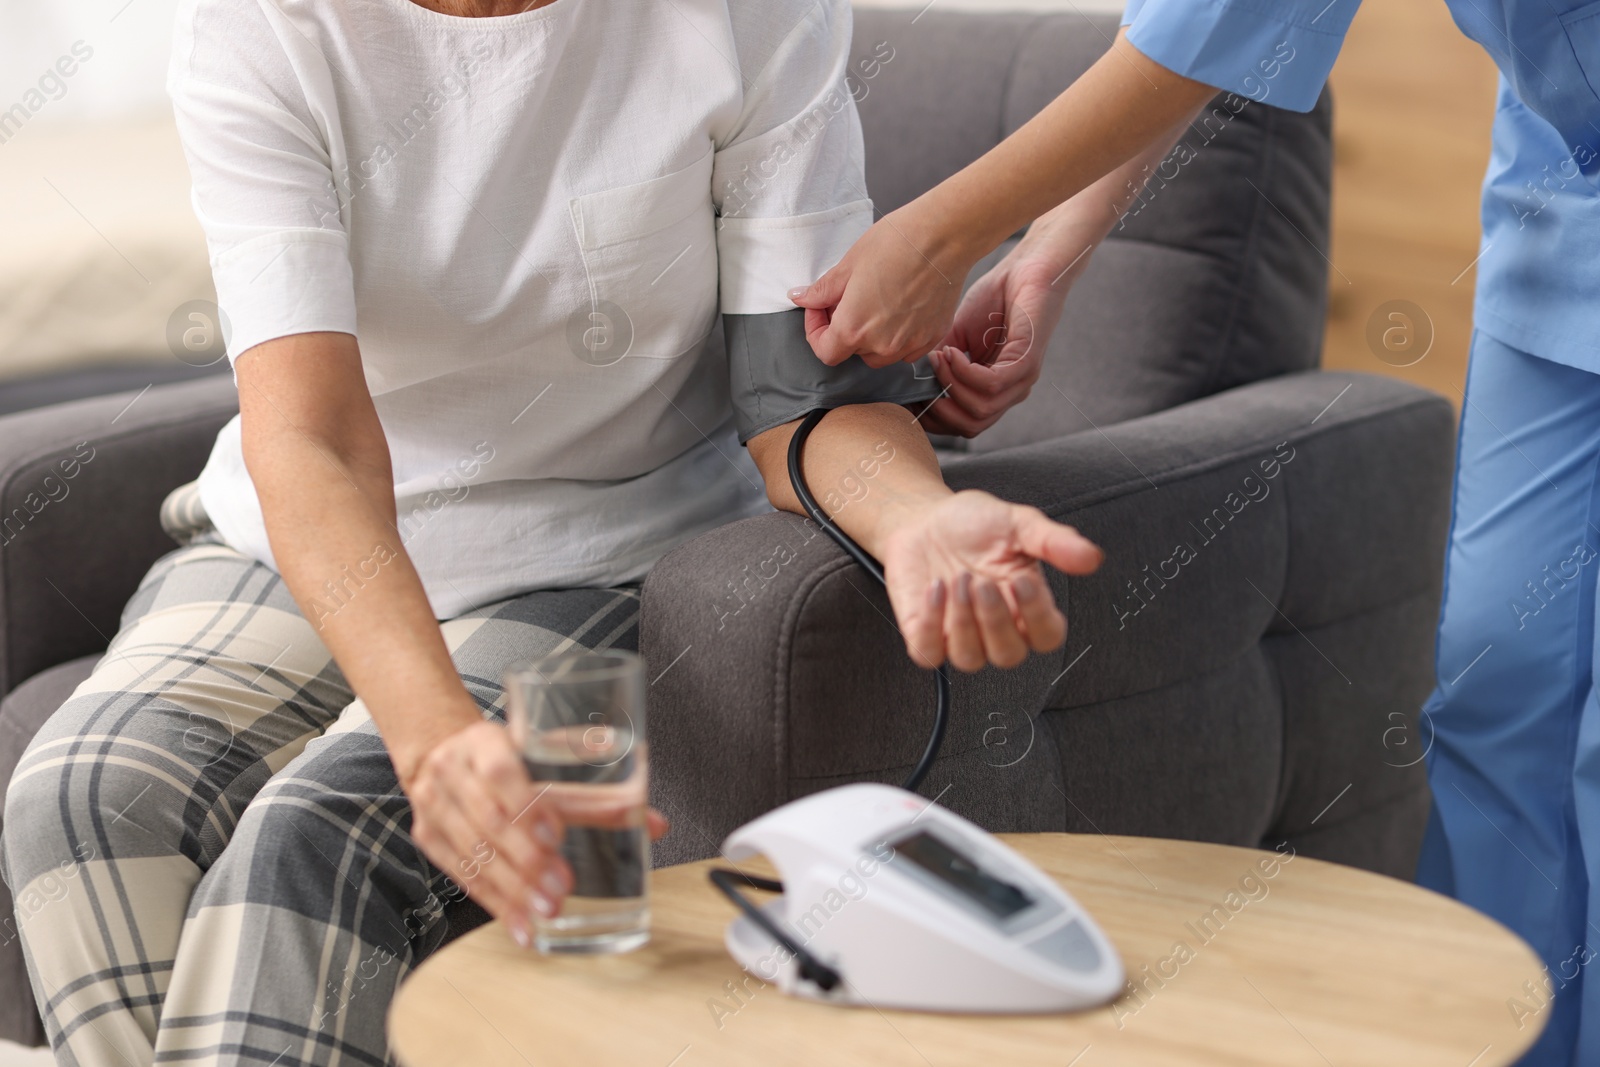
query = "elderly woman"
(0, 1, 1102, 1065)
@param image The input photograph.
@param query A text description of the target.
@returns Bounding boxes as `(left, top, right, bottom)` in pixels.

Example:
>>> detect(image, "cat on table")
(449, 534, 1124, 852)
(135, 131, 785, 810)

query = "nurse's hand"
(878, 490, 1103, 672)
(920, 247, 1075, 437)
(787, 25, 1212, 396)
(788, 203, 976, 370)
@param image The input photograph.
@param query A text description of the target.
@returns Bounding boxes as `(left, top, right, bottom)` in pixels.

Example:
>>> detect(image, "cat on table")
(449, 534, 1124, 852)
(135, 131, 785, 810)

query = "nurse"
(791, 3, 1600, 1063)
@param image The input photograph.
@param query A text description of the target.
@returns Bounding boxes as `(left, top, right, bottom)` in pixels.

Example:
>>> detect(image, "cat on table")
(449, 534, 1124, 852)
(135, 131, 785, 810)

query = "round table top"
(389, 833, 1545, 1067)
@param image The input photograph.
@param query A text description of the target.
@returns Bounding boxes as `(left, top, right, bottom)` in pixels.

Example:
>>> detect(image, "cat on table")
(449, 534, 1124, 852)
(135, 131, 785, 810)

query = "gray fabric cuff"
(725, 310, 944, 443)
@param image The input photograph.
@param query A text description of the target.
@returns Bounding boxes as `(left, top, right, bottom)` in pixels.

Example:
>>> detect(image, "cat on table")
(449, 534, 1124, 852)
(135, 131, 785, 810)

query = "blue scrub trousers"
(1417, 331, 1600, 1065)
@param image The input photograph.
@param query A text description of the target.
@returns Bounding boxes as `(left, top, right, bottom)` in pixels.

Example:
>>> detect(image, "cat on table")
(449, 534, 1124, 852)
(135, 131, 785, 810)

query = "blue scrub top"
(1122, 0, 1600, 370)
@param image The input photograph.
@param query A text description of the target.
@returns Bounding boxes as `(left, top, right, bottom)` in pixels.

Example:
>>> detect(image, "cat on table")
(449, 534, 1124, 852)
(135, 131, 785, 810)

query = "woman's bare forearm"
(747, 403, 948, 558)
(917, 31, 1216, 269)
(237, 332, 479, 781)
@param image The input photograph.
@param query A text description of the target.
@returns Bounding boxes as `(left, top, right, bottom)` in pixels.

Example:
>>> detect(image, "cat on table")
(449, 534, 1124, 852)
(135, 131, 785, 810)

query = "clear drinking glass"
(505, 649, 650, 954)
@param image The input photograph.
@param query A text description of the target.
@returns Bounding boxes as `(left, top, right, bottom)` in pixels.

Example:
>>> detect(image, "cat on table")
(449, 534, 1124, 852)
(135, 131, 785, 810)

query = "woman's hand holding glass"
(401, 720, 669, 949)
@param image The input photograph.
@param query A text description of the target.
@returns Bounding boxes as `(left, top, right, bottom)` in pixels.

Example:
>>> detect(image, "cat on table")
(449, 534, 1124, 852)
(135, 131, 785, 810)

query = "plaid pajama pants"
(1, 501, 641, 1067)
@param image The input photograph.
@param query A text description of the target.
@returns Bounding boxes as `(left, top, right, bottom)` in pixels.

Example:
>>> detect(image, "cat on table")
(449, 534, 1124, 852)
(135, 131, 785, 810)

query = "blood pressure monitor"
(713, 783, 1125, 1013)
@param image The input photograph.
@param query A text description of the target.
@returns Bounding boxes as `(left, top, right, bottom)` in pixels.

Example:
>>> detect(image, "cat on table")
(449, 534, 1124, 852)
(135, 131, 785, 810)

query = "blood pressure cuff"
(725, 310, 944, 444)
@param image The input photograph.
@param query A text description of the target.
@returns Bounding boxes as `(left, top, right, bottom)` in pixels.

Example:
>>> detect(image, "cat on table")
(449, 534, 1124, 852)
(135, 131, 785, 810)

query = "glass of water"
(505, 649, 649, 954)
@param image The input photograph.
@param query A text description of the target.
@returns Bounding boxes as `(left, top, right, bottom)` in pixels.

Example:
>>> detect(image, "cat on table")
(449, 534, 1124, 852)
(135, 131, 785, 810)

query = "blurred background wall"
(1322, 0, 1496, 406)
(0, 0, 208, 383)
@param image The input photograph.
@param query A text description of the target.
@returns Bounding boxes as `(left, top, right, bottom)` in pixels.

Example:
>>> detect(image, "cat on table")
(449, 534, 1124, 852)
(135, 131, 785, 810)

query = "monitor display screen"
(887, 831, 1034, 921)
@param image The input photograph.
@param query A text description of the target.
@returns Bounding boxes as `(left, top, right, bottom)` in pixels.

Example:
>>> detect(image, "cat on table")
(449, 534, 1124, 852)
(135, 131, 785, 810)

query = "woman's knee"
(2, 747, 98, 897)
(4, 711, 193, 890)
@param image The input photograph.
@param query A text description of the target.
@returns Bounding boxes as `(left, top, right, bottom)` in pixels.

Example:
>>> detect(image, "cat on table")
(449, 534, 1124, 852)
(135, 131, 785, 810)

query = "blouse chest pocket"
(568, 149, 719, 362)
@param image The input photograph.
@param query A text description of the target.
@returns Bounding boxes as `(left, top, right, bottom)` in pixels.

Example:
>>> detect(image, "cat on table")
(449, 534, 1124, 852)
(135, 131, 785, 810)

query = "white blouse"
(169, 0, 874, 616)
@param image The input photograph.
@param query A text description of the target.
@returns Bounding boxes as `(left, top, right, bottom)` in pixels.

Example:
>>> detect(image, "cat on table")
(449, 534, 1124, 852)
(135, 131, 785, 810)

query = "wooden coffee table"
(389, 833, 1546, 1067)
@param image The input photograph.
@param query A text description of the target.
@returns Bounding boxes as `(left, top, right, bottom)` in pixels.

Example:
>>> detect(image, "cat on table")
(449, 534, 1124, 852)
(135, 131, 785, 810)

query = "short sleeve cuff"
(211, 229, 358, 360)
(1122, 0, 1351, 114)
(716, 200, 872, 315)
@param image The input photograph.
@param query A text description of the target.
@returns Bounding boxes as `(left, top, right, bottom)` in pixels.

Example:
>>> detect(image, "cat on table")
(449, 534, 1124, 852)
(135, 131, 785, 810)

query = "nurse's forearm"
(921, 30, 1216, 268)
(1018, 103, 1207, 278)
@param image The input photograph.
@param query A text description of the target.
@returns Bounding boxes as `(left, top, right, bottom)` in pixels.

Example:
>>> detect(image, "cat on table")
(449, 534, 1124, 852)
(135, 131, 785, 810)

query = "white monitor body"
(720, 783, 1125, 1013)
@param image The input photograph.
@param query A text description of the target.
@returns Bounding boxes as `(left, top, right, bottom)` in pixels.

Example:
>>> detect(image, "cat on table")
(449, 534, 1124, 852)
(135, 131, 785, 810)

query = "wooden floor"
(1320, 0, 1499, 405)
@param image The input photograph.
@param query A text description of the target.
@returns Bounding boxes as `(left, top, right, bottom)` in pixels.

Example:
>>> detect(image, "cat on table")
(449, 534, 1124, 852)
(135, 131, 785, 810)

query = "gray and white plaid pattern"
(2, 537, 640, 1067)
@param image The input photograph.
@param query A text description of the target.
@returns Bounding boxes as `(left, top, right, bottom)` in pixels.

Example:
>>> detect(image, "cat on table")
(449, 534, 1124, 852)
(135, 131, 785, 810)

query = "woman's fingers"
(901, 578, 948, 669)
(438, 771, 547, 898)
(406, 723, 582, 946)
(418, 787, 529, 931)
(943, 277, 1002, 354)
(881, 496, 1101, 671)
(939, 346, 1003, 388)
(1010, 570, 1067, 652)
(924, 570, 1067, 669)
(972, 577, 1029, 668)
(944, 573, 987, 672)
(793, 270, 859, 367)
(788, 271, 844, 311)
(474, 732, 565, 860)
(804, 309, 857, 367)
(452, 773, 571, 913)
(646, 808, 670, 841)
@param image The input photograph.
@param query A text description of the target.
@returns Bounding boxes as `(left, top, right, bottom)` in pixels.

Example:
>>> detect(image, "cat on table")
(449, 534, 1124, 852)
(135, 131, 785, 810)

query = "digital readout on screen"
(887, 832, 1034, 920)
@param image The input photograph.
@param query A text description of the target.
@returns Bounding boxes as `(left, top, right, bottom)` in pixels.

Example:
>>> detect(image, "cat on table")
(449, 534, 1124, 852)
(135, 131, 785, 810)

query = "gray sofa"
(0, 8, 1454, 1047)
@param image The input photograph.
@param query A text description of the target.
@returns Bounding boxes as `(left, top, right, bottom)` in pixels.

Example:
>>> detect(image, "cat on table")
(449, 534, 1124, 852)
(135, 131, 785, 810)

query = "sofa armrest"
(0, 376, 238, 695)
(640, 371, 1455, 864)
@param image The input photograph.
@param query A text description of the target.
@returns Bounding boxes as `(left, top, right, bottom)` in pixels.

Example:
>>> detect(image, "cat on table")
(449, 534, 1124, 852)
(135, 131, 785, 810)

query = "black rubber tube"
(785, 408, 950, 794)
(708, 869, 841, 992)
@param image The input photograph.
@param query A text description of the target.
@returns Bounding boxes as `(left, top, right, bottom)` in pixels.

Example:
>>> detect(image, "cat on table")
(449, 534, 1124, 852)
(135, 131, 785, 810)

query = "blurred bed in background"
(0, 0, 219, 411)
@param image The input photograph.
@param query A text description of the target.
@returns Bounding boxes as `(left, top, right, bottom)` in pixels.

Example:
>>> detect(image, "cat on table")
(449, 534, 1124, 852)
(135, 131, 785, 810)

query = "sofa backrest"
(849, 10, 1333, 451)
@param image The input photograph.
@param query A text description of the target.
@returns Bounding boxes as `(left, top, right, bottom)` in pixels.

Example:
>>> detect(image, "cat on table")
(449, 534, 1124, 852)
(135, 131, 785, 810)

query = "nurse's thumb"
(789, 268, 846, 310)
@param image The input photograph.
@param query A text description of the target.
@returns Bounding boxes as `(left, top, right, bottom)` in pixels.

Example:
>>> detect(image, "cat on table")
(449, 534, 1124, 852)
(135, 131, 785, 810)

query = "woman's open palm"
(878, 490, 1103, 672)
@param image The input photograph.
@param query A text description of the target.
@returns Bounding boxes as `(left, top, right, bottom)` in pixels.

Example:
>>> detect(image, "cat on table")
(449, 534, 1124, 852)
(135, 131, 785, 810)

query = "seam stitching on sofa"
(1099, 233, 1233, 265)
(1266, 454, 1295, 825)
(775, 546, 862, 804)
(1045, 582, 1439, 713)
(804, 576, 1435, 783)
(1027, 388, 1451, 520)
(1197, 99, 1274, 399)
(815, 631, 1288, 781)
(1280, 779, 1431, 838)
(1261, 582, 1440, 640)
